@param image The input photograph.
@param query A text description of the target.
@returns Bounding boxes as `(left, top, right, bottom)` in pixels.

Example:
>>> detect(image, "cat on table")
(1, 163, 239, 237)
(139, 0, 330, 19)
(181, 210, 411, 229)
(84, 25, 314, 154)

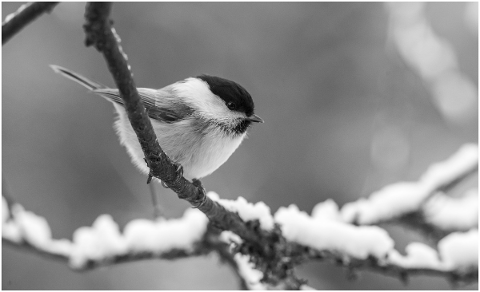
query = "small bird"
(50, 65, 263, 182)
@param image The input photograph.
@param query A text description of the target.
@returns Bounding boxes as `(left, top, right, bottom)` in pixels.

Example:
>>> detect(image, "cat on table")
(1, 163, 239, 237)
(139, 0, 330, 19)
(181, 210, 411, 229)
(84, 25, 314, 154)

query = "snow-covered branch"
(207, 144, 479, 287)
(340, 144, 478, 240)
(276, 204, 478, 286)
(2, 144, 478, 288)
(2, 197, 210, 270)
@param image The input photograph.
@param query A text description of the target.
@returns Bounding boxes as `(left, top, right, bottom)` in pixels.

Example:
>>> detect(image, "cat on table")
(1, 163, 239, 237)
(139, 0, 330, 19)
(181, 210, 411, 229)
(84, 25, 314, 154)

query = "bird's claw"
(174, 163, 184, 179)
(144, 157, 154, 184)
(191, 178, 207, 208)
(143, 157, 184, 186)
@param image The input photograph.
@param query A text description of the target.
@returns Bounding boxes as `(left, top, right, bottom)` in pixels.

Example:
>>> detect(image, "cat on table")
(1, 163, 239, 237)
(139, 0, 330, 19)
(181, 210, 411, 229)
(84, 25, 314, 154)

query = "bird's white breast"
(112, 103, 246, 180)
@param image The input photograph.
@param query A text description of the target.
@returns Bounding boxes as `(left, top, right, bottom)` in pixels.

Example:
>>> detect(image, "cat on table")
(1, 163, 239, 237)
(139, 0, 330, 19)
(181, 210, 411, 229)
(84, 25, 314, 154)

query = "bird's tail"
(50, 65, 105, 90)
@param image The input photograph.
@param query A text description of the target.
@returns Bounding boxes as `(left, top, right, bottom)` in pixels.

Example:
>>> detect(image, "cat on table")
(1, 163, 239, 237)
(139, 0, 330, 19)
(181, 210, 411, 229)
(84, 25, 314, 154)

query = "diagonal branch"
(81, 3, 262, 245)
(2, 2, 58, 45)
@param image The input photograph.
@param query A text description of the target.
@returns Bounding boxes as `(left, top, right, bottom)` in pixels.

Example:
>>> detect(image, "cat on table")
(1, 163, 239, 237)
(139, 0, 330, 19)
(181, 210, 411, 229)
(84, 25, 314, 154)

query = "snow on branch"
(2, 197, 210, 270)
(274, 204, 478, 285)
(2, 2, 58, 45)
(3, 143, 478, 288)
(340, 144, 477, 229)
(212, 145, 478, 286)
(422, 189, 478, 232)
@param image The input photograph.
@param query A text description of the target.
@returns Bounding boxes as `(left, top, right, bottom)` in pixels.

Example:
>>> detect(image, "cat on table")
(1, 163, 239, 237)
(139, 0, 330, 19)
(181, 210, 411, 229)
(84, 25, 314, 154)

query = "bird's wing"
(93, 87, 194, 123)
(50, 65, 193, 123)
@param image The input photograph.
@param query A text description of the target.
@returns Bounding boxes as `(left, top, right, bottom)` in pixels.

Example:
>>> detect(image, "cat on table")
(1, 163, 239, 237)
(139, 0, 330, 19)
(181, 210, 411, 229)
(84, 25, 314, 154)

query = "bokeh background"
(2, 2, 477, 290)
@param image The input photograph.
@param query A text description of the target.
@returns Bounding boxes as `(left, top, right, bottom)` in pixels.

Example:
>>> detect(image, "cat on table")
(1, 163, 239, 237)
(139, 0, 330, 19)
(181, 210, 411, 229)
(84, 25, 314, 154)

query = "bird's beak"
(246, 114, 264, 123)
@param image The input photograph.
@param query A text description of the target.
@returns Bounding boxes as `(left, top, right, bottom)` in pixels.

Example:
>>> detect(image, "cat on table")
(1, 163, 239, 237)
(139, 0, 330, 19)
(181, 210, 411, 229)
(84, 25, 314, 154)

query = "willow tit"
(50, 65, 263, 181)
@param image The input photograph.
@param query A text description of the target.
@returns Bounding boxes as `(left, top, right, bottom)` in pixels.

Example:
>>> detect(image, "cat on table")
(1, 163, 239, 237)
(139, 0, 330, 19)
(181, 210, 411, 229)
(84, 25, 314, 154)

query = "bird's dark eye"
(226, 101, 237, 111)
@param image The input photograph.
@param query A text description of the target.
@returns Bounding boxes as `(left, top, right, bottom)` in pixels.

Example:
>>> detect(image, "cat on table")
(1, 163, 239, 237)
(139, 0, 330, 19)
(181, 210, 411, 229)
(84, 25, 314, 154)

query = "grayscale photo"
(2, 2, 478, 290)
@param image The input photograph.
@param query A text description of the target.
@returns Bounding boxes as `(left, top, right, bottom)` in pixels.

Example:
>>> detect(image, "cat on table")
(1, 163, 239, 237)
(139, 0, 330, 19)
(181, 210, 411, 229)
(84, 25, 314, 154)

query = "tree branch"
(81, 3, 263, 245)
(4, 191, 477, 288)
(2, 2, 58, 45)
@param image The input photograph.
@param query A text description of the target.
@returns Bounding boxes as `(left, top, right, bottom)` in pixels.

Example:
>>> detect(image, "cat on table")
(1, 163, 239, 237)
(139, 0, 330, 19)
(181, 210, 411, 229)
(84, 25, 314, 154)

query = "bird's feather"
(93, 88, 193, 123)
(50, 64, 194, 124)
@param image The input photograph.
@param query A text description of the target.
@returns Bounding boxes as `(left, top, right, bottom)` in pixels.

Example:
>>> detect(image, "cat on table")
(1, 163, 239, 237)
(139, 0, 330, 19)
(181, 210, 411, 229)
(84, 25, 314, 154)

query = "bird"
(50, 65, 263, 183)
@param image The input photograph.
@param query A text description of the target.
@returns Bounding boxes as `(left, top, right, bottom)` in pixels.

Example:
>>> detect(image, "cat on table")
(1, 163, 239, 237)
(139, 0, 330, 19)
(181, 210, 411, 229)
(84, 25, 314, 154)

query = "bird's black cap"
(197, 74, 255, 117)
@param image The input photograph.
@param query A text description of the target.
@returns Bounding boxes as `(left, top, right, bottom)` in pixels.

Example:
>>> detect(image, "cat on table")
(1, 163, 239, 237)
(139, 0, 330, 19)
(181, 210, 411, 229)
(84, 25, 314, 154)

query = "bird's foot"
(144, 157, 184, 187)
(191, 178, 207, 208)
(144, 158, 155, 184)
(174, 162, 184, 180)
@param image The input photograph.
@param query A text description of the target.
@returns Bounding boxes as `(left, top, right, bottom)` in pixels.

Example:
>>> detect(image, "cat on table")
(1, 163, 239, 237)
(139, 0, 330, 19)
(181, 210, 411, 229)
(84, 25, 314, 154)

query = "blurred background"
(2, 2, 477, 290)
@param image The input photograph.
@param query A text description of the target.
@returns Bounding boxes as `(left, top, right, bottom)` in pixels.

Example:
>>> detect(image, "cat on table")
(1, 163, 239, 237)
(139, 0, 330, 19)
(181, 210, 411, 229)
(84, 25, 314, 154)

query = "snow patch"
(388, 242, 443, 270)
(71, 214, 128, 268)
(15, 206, 53, 250)
(209, 192, 274, 230)
(341, 182, 430, 224)
(340, 144, 478, 224)
(438, 230, 478, 272)
(311, 199, 341, 221)
(124, 208, 208, 253)
(70, 209, 208, 268)
(275, 205, 394, 260)
(234, 253, 266, 290)
(423, 189, 478, 230)
(420, 144, 477, 191)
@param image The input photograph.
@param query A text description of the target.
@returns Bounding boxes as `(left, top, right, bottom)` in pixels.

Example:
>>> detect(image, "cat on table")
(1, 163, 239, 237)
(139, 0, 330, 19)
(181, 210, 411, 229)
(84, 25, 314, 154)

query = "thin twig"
(149, 181, 163, 219)
(2, 2, 58, 45)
